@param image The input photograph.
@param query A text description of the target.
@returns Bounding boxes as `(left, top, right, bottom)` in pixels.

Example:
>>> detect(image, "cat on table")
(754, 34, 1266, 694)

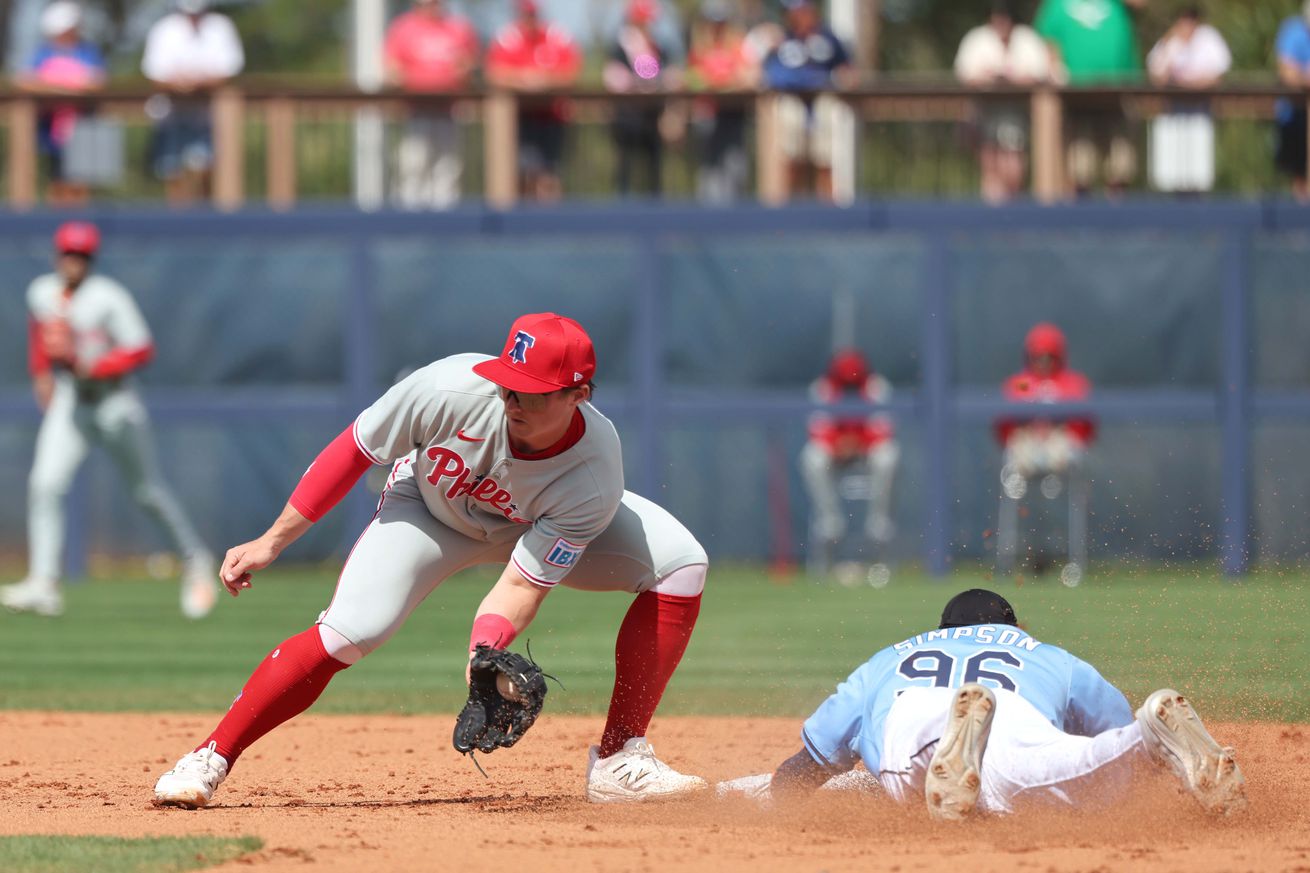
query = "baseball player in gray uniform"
(154, 312, 710, 807)
(1, 222, 216, 619)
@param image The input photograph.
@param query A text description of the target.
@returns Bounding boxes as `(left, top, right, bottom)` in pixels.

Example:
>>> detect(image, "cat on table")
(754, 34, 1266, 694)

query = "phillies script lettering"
(426, 446, 529, 523)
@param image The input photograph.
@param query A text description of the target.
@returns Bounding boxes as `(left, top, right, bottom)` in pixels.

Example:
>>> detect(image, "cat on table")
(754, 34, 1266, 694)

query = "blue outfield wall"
(1, 201, 1309, 577)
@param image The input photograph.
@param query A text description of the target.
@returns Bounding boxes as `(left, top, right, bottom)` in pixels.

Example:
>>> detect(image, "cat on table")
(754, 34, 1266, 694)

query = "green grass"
(0, 565, 1306, 722)
(0, 835, 261, 873)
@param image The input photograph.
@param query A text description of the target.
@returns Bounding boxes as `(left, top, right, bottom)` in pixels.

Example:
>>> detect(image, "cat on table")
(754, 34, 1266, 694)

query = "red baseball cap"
(54, 221, 100, 256)
(473, 312, 596, 393)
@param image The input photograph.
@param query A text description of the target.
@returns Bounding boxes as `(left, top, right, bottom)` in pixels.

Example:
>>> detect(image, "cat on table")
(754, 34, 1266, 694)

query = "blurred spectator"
(486, 0, 582, 203)
(994, 323, 1095, 581)
(799, 349, 898, 582)
(687, 0, 759, 203)
(1275, 1, 1310, 202)
(953, 1, 1054, 204)
(762, 0, 852, 203)
(141, 0, 244, 206)
(1146, 5, 1230, 194)
(384, 0, 479, 209)
(603, 0, 685, 197)
(15, 2, 106, 207)
(1034, 0, 1145, 197)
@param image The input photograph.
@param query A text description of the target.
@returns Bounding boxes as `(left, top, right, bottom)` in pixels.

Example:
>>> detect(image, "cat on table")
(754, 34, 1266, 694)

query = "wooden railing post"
(1031, 86, 1065, 204)
(212, 87, 245, 211)
(484, 90, 517, 209)
(7, 98, 38, 210)
(265, 97, 297, 210)
(756, 92, 787, 206)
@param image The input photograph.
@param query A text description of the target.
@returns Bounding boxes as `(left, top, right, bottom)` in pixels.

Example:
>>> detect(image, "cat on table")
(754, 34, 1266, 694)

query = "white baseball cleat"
(0, 578, 64, 617)
(925, 683, 995, 822)
(1136, 689, 1247, 816)
(586, 737, 708, 803)
(180, 555, 218, 620)
(154, 741, 229, 809)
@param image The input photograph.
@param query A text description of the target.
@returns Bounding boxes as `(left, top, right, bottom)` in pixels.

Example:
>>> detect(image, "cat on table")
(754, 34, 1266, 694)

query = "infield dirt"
(0, 712, 1304, 872)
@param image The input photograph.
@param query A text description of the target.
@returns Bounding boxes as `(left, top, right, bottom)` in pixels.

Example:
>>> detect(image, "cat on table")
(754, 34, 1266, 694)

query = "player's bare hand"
(220, 537, 282, 596)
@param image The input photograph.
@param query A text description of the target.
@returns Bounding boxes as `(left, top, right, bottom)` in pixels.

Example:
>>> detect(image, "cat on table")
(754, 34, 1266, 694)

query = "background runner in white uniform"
(718, 588, 1247, 818)
(154, 312, 711, 808)
(1, 222, 216, 619)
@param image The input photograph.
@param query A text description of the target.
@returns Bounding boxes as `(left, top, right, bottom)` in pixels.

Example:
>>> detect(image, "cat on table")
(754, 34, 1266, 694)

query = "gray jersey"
(352, 354, 625, 588)
(27, 272, 152, 390)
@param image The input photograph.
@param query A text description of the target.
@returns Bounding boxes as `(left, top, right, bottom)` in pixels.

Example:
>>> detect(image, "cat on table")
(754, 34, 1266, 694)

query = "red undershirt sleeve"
(288, 424, 377, 522)
(87, 344, 155, 379)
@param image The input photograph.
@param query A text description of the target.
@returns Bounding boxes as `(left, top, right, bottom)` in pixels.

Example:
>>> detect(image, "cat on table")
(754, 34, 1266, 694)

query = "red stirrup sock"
(598, 591, 702, 758)
(202, 626, 350, 767)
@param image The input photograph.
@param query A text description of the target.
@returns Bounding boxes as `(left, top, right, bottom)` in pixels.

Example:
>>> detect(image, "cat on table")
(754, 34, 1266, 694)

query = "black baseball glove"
(453, 645, 548, 756)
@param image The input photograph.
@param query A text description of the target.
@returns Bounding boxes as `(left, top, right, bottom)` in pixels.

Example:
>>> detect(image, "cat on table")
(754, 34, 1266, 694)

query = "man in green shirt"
(1035, 0, 1146, 195)
(1036, 0, 1144, 83)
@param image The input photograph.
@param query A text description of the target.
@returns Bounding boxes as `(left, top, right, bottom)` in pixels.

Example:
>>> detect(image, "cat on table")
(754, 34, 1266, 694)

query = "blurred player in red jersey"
(995, 323, 1095, 583)
(486, 0, 582, 202)
(799, 349, 898, 583)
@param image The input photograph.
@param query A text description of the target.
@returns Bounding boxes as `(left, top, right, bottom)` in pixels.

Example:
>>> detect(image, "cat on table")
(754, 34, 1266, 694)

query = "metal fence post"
(635, 238, 664, 497)
(1220, 231, 1251, 576)
(921, 237, 952, 576)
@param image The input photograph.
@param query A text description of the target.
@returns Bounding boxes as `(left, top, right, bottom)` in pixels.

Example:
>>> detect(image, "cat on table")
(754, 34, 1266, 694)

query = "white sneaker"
(1136, 689, 1247, 816)
(0, 578, 64, 617)
(586, 738, 708, 803)
(180, 555, 217, 620)
(154, 741, 229, 808)
(925, 683, 995, 822)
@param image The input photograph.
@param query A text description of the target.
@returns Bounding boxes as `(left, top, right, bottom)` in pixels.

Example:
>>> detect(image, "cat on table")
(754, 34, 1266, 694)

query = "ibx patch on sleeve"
(544, 537, 586, 568)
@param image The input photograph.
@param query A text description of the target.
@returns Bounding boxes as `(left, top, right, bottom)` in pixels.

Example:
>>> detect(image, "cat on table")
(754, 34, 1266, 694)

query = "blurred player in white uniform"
(154, 313, 710, 808)
(2, 222, 216, 619)
(799, 349, 898, 579)
(718, 589, 1246, 820)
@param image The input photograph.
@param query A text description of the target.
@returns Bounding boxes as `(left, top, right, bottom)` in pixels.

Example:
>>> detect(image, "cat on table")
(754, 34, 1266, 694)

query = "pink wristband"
(469, 614, 517, 652)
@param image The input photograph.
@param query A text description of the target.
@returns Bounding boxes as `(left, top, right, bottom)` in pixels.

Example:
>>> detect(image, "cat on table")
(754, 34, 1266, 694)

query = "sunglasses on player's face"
(500, 386, 573, 412)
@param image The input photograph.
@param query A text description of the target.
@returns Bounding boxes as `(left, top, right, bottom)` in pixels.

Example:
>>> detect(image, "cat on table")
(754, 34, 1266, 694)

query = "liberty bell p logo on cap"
(509, 330, 536, 365)
(472, 312, 596, 394)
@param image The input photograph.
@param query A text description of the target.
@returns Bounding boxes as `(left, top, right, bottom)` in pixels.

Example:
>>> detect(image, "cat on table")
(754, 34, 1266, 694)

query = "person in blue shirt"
(761, 0, 851, 202)
(718, 589, 1247, 820)
(1276, 2, 1310, 201)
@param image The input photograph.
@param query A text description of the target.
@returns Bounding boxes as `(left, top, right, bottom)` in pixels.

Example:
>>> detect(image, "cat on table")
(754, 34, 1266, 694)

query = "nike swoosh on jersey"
(456, 429, 486, 442)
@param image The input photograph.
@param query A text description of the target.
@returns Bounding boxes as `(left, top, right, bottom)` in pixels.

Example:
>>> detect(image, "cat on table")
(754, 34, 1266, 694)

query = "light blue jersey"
(801, 624, 1133, 775)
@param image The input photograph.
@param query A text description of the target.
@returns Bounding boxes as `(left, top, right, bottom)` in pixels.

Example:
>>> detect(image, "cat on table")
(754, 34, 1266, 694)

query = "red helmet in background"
(54, 221, 100, 256)
(1024, 323, 1066, 370)
(826, 348, 870, 388)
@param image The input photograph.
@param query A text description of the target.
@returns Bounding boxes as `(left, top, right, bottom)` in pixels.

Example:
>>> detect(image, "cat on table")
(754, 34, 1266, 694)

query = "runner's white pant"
(28, 381, 209, 581)
(320, 467, 708, 655)
(878, 687, 1146, 814)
